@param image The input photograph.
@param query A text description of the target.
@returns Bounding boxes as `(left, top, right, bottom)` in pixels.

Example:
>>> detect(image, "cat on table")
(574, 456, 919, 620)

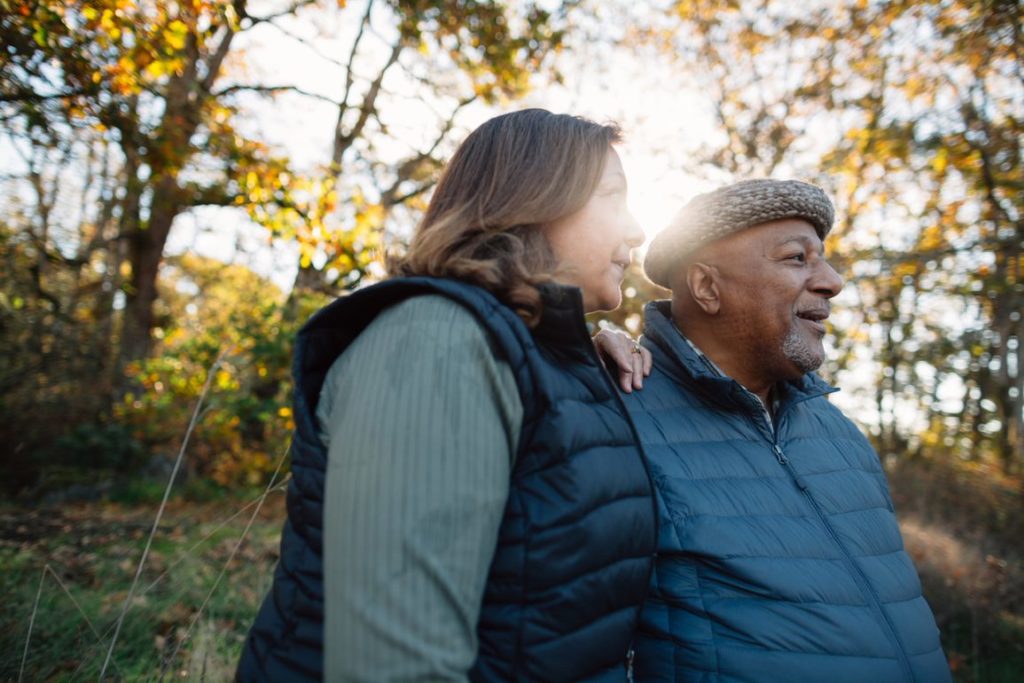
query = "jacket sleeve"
(316, 294, 523, 682)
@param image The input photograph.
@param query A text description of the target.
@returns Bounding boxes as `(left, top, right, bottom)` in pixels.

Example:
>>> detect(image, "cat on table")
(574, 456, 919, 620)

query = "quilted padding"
(624, 301, 950, 683)
(237, 279, 657, 682)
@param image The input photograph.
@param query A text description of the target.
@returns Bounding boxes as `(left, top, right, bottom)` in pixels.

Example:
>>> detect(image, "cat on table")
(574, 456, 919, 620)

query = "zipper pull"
(626, 647, 635, 682)
(774, 444, 810, 490)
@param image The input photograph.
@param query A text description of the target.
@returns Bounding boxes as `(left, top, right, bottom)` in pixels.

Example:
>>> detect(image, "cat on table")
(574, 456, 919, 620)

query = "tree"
(2, 0, 318, 378)
(262, 0, 572, 301)
(0, 0, 575, 483)
(2, 0, 572, 374)
(638, 0, 1023, 472)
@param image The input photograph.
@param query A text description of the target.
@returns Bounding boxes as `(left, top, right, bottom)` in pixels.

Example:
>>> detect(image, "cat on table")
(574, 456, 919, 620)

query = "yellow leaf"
(145, 60, 169, 78)
(163, 19, 188, 51)
(83, 7, 99, 21)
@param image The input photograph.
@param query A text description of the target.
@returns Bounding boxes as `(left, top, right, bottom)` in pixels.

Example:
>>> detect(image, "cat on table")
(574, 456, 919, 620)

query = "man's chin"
(783, 339, 825, 376)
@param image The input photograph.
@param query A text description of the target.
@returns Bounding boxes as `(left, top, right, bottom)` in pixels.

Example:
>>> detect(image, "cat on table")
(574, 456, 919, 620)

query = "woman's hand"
(593, 328, 653, 393)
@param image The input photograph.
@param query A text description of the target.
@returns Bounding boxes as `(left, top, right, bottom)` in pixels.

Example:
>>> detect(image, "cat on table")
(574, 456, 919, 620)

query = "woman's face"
(545, 148, 644, 313)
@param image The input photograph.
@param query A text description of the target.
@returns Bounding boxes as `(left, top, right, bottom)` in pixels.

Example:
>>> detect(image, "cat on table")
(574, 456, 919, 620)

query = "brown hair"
(389, 108, 622, 326)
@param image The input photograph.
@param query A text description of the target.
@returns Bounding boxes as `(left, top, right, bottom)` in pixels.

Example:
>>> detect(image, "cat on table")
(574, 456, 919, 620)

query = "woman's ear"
(685, 262, 721, 315)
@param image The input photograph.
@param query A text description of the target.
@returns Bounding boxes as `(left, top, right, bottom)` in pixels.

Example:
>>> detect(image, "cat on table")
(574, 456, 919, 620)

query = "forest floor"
(0, 493, 285, 681)
(1, 459, 1022, 682)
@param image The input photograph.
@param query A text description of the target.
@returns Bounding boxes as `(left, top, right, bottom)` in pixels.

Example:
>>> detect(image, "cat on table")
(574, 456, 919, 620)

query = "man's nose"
(814, 260, 844, 298)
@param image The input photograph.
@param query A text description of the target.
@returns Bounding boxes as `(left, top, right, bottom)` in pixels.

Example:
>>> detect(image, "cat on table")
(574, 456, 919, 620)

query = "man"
(624, 179, 951, 682)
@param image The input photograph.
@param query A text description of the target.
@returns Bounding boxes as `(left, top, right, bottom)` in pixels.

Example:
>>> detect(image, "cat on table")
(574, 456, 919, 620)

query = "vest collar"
(642, 300, 836, 412)
(532, 283, 595, 361)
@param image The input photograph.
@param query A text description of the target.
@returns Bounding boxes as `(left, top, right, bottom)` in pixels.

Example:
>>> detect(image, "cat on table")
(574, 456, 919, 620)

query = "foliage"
(638, 0, 1024, 473)
(114, 254, 320, 489)
(0, 219, 119, 491)
(46, 423, 147, 473)
(1, 0, 573, 493)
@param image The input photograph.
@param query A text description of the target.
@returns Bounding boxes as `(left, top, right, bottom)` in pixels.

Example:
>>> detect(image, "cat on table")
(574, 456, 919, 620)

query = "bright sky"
(158, 0, 892, 424)
(167, 1, 718, 292)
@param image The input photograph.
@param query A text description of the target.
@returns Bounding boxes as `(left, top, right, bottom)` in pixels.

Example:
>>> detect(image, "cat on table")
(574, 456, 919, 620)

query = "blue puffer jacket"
(623, 301, 950, 683)
(237, 278, 657, 682)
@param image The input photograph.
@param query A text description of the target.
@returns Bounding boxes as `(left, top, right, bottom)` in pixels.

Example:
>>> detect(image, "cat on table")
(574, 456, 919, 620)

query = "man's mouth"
(796, 307, 830, 334)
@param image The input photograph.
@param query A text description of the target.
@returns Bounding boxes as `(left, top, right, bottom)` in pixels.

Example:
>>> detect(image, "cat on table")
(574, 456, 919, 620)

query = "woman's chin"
(584, 292, 623, 314)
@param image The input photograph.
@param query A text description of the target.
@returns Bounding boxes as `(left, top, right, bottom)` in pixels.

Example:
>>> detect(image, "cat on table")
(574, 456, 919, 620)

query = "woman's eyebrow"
(600, 171, 627, 189)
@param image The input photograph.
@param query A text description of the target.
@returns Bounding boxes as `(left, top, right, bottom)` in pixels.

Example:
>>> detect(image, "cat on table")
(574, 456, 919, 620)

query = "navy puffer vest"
(623, 302, 950, 683)
(237, 277, 657, 682)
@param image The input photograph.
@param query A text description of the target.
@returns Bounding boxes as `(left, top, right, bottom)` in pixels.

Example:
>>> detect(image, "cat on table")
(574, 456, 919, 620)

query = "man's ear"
(685, 262, 721, 315)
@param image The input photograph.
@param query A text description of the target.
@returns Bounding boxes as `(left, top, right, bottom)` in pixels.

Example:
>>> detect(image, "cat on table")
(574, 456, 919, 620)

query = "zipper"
(771, 443, 787, 465)
(577, 319, 659, 675)
(769, 427, 915, 683)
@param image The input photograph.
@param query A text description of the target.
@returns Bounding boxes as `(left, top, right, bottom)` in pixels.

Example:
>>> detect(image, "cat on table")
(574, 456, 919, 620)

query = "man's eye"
(788, 253, 806, 262)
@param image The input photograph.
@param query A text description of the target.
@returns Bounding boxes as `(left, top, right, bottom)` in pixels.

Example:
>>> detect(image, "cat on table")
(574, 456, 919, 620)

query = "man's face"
(704, 218, 844, 382)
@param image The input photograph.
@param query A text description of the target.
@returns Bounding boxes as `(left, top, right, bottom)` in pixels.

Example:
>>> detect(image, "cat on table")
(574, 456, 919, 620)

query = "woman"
(237, 109, 657, 682)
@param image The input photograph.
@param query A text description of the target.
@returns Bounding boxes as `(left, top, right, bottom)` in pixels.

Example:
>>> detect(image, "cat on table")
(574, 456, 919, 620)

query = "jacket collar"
(642, 300, 836, 412)
(532, 283, 595, 362)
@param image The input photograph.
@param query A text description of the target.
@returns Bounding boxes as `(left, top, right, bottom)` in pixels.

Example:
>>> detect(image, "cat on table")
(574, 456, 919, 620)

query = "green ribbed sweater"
(316, 295, 524, 681)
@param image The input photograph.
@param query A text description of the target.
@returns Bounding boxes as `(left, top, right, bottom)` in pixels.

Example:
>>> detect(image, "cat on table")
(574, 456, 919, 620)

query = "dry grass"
(889, 458, 1024, 682)
(0, 496, 285, 681)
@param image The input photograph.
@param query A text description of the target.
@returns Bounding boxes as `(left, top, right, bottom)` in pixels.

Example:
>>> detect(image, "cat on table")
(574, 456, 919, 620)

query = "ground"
(2, 463, 1022, 681)
(0, 494, 284, 681)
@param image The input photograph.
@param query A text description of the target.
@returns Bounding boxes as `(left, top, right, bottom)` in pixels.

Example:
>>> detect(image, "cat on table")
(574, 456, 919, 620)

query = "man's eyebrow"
(775, 234, 824, 253)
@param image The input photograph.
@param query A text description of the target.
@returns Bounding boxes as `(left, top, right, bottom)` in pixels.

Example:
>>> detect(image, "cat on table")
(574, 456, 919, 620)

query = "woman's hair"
(390, 108, 622, 327)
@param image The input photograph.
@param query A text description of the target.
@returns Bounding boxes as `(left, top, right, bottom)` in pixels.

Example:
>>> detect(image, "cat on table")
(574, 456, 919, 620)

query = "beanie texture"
(644, 179, 835, 288)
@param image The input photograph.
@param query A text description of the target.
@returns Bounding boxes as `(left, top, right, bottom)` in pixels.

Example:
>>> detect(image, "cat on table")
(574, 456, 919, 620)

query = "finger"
(602, 334, 634, 379)
(641, 346, 653, 376)
(632, 350, 644, 390)
(620, 366, 634, 393)
(591, 331, 612, 369)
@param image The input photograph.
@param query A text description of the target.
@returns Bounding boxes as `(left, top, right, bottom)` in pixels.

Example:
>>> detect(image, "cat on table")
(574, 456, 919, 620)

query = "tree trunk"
(117, 175, 183, 372)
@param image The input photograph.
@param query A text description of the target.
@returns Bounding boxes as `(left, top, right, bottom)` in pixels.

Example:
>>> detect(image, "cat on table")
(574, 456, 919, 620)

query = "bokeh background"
(1, 0, 1021, 679)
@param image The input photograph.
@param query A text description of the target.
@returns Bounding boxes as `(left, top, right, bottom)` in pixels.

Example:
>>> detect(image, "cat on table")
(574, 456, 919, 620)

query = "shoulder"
(797, 394, 881, 464)
(316, 292, 524, 453)
(375, 293, 485, 330)
(320, 294, 505, 374)
(362, 294, 500, 358)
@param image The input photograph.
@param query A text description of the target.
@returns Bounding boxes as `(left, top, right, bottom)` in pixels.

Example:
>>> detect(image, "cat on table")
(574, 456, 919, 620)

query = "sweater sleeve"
(316, 294, 524, 682)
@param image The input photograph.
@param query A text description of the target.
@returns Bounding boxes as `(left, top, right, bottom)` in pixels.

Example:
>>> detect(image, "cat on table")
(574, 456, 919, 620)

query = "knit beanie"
(644, 179, 835, 288)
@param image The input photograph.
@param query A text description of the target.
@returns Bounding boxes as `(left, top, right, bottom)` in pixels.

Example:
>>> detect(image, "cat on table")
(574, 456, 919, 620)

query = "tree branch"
(211, 84, 340, 105)
(379, 95, 475, 206)
(332, 36, 404, 169)
(333, 0, 377, 169)
(244, 0, 320, 26)
(0, 87, 93, 103)
(267, 21, 346, 68)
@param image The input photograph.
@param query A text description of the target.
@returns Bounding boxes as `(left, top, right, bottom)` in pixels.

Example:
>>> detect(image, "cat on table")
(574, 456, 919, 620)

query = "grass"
(1, 456, 1021, 681)
(0, 494, 284, 681)
(889, 457, 1024, 682)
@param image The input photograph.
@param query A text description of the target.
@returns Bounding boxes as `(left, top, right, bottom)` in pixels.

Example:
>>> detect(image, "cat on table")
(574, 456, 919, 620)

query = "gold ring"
(631, 343, 642, 354)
